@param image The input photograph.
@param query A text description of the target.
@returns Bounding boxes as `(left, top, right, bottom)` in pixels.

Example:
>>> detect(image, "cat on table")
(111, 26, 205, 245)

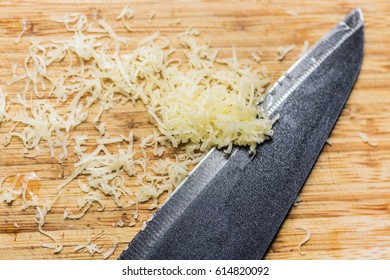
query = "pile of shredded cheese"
(0, 9, 276, 257)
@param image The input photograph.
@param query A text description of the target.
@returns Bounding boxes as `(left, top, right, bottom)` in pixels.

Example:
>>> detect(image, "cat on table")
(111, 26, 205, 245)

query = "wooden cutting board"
(0, 0, 389, 260)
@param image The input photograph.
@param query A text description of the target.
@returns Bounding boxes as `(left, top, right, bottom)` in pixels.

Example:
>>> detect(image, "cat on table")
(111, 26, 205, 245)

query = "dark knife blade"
(119, 8, 364, 260)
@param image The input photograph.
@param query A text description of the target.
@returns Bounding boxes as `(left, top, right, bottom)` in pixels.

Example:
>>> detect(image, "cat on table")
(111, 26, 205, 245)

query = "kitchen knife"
(119, 8, 364, 260)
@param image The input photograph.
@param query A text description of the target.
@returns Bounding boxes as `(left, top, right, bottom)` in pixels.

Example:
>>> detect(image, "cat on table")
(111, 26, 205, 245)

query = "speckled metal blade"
(119, 8, 364, 260)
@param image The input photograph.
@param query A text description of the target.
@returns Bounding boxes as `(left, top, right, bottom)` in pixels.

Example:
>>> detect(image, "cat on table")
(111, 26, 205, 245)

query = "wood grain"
(0, 0, 389, 260)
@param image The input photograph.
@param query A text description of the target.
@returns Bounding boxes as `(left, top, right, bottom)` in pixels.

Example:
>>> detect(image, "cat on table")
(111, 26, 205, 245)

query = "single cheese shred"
(116, 6, 135, 31)
(103, 240, 118, 259)
(358, 132, 378, 147)
(14, 19, 32, 44)
(277, 44, 296, 61)
(296, 227, 311, 255)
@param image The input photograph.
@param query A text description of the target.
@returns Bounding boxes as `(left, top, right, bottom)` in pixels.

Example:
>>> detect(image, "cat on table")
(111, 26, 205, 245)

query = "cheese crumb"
(1, 9, 278, 258)
(147, 10, 157, 23)
(286, 10, 299, 16)
(250, 51, 261, 62)
(103, 241, 118, 259)
(277, 44, 296, 61)
(358, 132, 378, 147)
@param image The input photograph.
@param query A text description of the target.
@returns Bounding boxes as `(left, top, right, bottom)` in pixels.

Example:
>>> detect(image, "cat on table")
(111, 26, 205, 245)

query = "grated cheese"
(140, 221, 147, 231)
(358, 131, 368, 142)
(296, 227, 311, 255)
(95, 122, 106, 136)
(250, 51, 261, 62)
(12, 172, 63, 254)
(0, 8, 278, 258)
(277, 44, 296, 61)
(2, 172, 65, 253)
(116, 5, 135, 32)
(58, 133, 143, 207)
(9, 100, 69, 158)
(64, 192, 105, 220)
(14, 19, 32, 44)
(74, 243, 102, 255)
(358, 132, 378, 147)
(74, 135, 88, 158)
(74, 231, 105, 256)
(0, 87, 10, 123)
(148, 202, 158, 210)
(147, 10, 157, 23)
(103, 240, 118, 259)
(7, 13, 273, 157)
(293, 196, 302, 207)
(286, 10, 299, 16)
(11, 63, 19, 78)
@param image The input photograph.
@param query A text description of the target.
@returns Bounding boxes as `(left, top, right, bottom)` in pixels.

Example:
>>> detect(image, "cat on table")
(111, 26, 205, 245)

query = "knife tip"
(353, 7, 364, 24)
(342, 8, 364, 32)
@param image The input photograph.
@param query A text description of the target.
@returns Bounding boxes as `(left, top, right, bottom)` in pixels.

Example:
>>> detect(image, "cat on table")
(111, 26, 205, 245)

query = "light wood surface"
(0, 0, 389, 260)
